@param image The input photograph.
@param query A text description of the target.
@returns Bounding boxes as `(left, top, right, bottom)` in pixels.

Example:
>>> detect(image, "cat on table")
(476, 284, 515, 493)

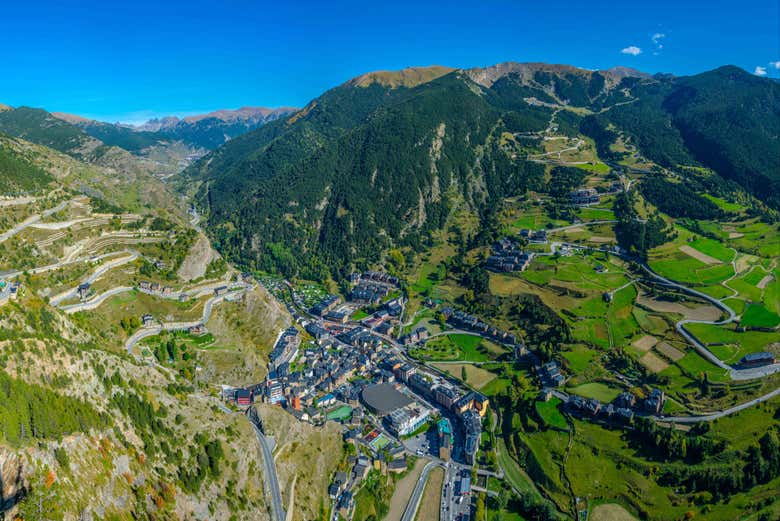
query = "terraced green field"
(688, 236, 735, 262)
(567, 382, 622, 402)
(740, 303, 780, 328)
(685, 323, 777, 363)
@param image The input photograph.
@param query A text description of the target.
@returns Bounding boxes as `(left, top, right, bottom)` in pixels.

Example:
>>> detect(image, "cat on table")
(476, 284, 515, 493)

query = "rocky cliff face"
(0, 452, 25, 514)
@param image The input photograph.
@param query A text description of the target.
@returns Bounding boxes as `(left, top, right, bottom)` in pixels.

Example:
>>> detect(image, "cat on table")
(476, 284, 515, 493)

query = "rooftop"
(361, 383, 413, 414)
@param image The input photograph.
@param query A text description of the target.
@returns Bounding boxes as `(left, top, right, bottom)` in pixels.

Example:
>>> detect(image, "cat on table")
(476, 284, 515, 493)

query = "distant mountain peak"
(602, 66, 653, 79)
(135, 107, 296, 131)
(462, 61, 652, 88)
(181, 106, 297, 124)
(347, 65, 455, 88)
(135, 116, 182, 132)
(51, 112, 94, 125)
(0, 102, 11, 112)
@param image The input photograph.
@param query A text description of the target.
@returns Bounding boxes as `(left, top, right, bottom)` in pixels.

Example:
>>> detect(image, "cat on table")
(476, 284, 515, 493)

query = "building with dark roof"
(361, 383, 413, 415)
(740, 352, 776, 367)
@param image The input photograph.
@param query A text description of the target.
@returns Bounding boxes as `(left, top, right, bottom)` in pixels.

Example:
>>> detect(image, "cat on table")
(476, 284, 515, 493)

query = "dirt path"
(679, 245, 721, 265)
(386, 458, 426, 521)
(758, 274, 774, 290)
(285, 474, 296, 521)
(636, 294, 721, 321)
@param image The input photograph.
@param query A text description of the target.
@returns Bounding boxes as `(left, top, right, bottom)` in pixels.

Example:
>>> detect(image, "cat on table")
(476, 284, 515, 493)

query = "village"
(220, 266, 683, 520)
(220, 271, 505, 520)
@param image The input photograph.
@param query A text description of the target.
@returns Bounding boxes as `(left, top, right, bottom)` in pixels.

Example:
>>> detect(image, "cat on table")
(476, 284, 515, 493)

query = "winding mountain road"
(59, 286, 133, 313)
(124, 286, 249, 354)
(49, 250, 139, 306)
(548, 231, 780, 381)
(0, 198, 71, 244)
(661, 386, 780, 423)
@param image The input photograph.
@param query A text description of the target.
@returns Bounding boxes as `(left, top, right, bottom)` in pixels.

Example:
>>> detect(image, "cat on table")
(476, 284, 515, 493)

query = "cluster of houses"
(539, 361, 565, 387)
(348, 270, 401, 307)
(556, 388, 666, 424)
(388, 360, 489, 464)
(349, 271, 400, 287)
(269, 327, 301, 374)
(328, 450, 407, 520)
(310, 294, 341, 317)
(0, 279, 20, 306)
(137, 280, 189, 300)
(359, 309, 396, 337)
(441, 307, 519, 346)
(519, 228, 548, 244)
(350, 283, 390, 305)
(570, 187, 600, 206)
(399, 326, 430, 346)
(260, 322, 390, 414)
(487, 238, 534, 273)
(607, 180, 625, 194)
(568, 182, 624, 206)
(260, 313, 490, 463)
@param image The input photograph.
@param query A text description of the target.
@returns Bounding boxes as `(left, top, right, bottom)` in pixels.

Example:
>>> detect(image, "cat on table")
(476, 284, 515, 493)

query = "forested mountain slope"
(0, 106, 101, 157)
(181, 63, 780, 280)
(583, 66, 780, 206)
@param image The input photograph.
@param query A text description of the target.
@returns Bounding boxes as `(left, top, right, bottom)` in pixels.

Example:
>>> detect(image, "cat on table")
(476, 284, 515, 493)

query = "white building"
(387, 405, 430, 437)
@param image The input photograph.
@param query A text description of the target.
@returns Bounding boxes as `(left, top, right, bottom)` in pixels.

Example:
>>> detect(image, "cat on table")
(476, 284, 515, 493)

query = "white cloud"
(621, 46, 642, 56)
(754, 66, 767, 76)
(769, 61, 780, 69)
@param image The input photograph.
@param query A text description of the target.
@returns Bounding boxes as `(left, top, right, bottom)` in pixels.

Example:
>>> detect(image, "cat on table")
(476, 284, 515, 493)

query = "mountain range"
(179, 62, 780, 280)
(0, 104, 296, 155)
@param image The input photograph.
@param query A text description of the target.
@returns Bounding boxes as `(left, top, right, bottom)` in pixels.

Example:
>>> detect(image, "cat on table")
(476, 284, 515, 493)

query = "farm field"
(392, 160, 780, 521)
(535, 398, 568, 430)
(411, 333, 507, 362)
(685, 323, 778, 363)
(741, 303, 780, 328)
(590, 504, 637, 521)
(432, 362, 497, 390)
(567, 382, 622, 402)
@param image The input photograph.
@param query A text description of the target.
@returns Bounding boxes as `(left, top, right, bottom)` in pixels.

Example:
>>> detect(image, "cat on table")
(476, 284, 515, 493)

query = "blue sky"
(1, 0, 777, 123)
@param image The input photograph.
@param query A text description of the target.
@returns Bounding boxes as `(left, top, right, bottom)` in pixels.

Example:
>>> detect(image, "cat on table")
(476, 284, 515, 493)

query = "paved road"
(552, 385, 780, 425)
(0, 198, 70, 244)
(632, 253, 780, 380)
(124, 287, 249, 353)
(0, 250, 130, 280)
(60, 286, 133, 313)
(0, 195, 38, 207)
(49, 251, 139, 306)
(401, 459, 439, 521)
(548, 234, 779, 381)
(661, 386, 780, 423)
(246, 409, 285, 521)
(547, 220, 617, 233)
